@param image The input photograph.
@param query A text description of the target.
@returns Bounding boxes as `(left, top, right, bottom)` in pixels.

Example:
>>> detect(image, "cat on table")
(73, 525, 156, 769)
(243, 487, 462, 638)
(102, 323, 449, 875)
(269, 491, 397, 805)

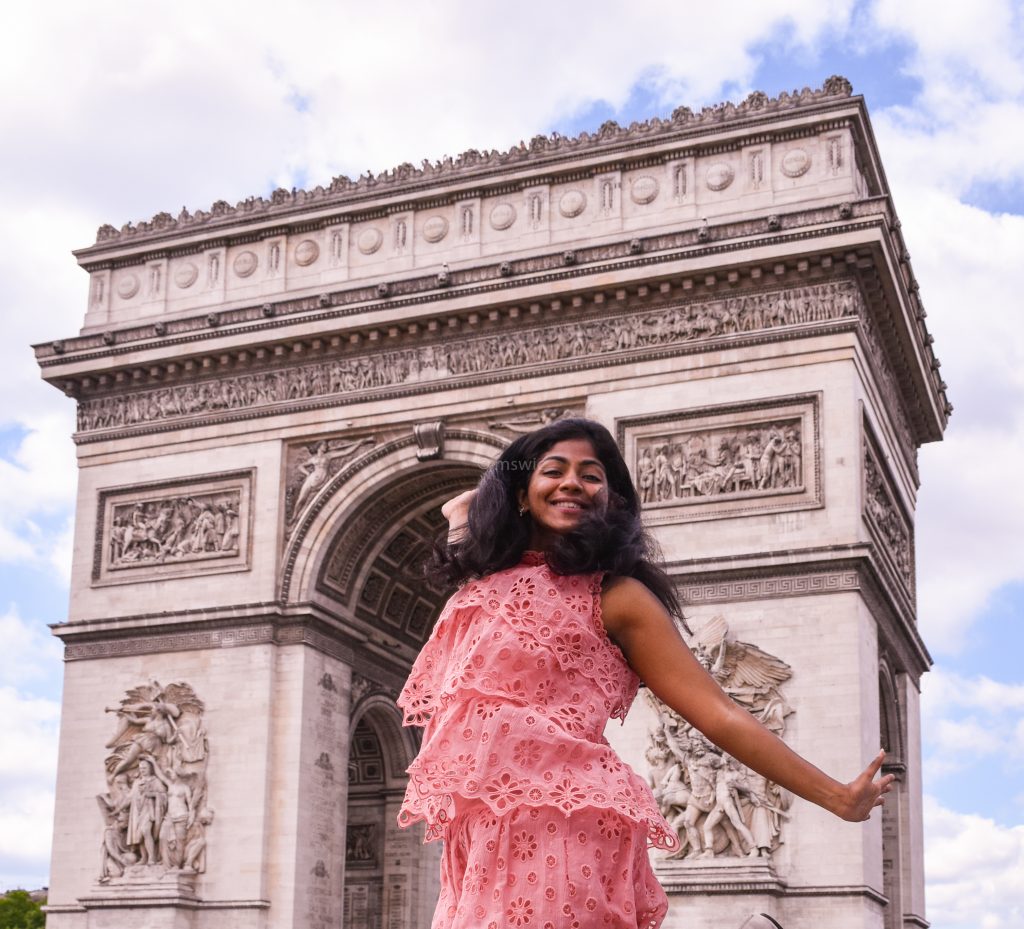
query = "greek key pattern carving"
(677, 571, 860, 605)
(64, 624, 274, 661)
(93, 472, 253, 585)
(862, 427, 914, 595)
(76, 281, 863, 435)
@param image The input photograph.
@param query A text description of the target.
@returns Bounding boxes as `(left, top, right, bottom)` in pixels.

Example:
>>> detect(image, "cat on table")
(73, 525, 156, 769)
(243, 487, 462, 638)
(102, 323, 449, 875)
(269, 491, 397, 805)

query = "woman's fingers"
(441, 489, 476, 521)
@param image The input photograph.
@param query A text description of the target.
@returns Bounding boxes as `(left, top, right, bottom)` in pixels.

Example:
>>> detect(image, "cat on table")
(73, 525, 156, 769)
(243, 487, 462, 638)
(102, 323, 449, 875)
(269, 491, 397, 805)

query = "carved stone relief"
(76, 281, 863, 435)
(646, 617, 793, 860)
(93, 471, 252, 585)
(618, 394, 821, 524)
(97, 681, 212, 882)
(284, 436, 377, 527)
(863, 425, 914, 594)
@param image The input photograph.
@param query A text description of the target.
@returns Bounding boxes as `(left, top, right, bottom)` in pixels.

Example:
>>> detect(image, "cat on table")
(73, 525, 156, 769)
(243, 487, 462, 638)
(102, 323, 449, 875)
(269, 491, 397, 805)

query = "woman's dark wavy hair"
(429, 418, 684, 622)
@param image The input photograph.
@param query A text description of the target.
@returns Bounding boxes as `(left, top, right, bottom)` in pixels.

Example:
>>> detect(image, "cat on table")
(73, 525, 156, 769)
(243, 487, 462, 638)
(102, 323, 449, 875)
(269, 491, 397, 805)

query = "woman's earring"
(518, 505, 528, 517)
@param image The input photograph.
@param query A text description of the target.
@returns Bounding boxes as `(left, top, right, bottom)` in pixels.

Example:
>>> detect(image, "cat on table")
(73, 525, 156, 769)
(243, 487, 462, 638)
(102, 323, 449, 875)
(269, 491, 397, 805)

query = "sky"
(1, 1, 1023, 926)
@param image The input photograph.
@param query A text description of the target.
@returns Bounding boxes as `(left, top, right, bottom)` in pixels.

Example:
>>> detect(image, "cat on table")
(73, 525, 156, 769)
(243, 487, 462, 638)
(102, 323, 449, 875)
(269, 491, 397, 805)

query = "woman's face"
(517, 437, 608, 548)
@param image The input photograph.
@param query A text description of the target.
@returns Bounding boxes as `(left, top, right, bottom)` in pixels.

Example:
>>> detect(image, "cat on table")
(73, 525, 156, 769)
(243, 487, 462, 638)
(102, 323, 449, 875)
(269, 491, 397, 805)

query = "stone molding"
(92, 470, 254, 585)
(83, 78, 856, 250)
(73, 280, 864, 440)
(40, 199, 891, 363)
(669, 551, 929, 676)
(618, 393, 821, 524)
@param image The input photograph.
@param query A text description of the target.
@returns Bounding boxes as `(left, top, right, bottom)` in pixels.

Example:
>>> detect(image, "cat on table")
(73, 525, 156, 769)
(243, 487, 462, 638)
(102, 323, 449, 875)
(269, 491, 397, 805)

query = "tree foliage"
(0, 890, 45, 929)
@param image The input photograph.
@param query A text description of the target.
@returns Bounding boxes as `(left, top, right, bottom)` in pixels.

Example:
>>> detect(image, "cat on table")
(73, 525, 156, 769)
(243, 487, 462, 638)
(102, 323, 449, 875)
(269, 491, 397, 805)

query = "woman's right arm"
(441, 489, 476, 543)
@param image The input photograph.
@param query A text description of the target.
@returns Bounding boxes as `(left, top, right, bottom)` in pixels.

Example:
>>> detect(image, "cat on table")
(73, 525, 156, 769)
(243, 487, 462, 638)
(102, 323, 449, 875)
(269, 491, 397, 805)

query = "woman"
(398, 418, 891, 929)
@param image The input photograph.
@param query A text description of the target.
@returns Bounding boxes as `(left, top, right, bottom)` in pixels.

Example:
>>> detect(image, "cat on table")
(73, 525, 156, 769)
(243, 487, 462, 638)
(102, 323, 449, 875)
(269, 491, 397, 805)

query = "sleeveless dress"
(398, 552, 679, 929)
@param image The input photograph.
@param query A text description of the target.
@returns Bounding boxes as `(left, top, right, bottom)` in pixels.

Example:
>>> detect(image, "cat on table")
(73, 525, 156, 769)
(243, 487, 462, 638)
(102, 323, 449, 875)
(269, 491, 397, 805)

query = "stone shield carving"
(646, 616, 793, 860)
(97, 680, 212, 881)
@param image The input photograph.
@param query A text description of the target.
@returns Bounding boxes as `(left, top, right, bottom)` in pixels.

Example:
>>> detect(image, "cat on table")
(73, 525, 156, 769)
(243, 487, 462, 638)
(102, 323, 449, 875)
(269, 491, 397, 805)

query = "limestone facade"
(37, 77, 944, 929)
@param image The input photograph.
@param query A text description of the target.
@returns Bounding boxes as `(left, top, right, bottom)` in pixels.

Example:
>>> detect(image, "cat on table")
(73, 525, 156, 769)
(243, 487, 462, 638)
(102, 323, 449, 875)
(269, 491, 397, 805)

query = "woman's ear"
(516, 487, 528, 508)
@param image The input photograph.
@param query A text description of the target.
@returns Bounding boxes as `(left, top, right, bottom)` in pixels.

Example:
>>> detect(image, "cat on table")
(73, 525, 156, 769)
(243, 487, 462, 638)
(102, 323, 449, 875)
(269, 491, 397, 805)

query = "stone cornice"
(38, 198, 890, 364)
(37, 203, 948, 450)
(665, 544, 930, 676)
(76, 78, 867, 257)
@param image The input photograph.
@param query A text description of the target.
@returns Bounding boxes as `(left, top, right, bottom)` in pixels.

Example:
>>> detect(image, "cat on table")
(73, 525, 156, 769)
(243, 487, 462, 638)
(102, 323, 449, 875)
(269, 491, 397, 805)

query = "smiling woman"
(399, 417, 893, 929)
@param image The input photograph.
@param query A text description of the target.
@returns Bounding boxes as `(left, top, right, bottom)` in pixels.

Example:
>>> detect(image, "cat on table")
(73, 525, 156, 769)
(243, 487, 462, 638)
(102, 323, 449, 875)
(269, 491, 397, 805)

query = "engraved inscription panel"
(618, 395, 821, 524)
(93, 471, 253, 585)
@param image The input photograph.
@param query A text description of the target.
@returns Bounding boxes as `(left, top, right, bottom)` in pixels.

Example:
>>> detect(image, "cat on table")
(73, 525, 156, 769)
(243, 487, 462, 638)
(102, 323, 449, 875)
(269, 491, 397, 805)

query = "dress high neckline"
(520, 550, 547, 566)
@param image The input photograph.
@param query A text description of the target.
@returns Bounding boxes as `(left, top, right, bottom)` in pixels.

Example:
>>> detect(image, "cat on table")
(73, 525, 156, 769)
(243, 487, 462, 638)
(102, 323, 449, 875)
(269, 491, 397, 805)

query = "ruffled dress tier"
(398, 552, 678, 929)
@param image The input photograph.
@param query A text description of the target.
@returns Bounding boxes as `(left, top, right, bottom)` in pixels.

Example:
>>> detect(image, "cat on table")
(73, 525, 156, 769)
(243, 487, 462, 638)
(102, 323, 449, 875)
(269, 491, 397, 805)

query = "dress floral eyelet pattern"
(398, 552, 678, 929)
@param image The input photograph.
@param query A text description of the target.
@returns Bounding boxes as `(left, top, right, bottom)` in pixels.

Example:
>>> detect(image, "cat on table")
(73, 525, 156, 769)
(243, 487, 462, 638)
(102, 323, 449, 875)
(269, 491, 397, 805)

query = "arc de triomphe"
(36, 78, 945, 929)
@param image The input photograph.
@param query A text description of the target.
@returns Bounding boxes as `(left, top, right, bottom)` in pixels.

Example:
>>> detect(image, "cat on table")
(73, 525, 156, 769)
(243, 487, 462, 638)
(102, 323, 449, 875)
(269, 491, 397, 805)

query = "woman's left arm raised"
(601, 575, 893, 822)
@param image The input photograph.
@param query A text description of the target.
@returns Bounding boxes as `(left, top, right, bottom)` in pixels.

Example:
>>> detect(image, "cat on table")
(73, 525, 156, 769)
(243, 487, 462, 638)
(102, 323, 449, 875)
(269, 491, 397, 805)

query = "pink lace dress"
(398, 552, 679, 929)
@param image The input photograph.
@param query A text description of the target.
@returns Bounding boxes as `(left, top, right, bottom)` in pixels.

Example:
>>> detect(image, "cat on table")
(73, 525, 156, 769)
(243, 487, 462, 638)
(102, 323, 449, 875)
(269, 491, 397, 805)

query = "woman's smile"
(519, 438, 608, 547)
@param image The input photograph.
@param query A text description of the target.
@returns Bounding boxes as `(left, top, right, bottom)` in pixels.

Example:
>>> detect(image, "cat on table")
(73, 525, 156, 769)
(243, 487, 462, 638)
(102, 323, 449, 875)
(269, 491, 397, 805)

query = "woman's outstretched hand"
(832, 750, 895, 822)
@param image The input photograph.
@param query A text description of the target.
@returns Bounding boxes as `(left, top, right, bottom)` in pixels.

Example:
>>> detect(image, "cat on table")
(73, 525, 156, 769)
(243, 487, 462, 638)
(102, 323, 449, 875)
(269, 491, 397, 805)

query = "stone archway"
(287, 436, 501, 929)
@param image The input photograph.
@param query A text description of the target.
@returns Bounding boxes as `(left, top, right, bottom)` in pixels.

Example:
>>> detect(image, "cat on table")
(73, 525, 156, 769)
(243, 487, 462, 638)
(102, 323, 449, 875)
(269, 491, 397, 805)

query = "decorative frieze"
(862, 423, 914, 596)
(619, 394, 821, 524)
(75, 281, 862, 436)
(647, 616, 793, 860)
(93, 471, 253, 585)
(98, 681, 212, 881)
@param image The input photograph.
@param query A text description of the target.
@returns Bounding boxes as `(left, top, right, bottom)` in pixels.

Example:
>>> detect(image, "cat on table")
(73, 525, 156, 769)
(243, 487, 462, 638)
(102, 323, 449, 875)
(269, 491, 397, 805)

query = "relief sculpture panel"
(97, 680, 212, 883)
(93, 471, 252, 585)
(619, 394, 821, 524)
(863, 423, 914, 595)
(76, 281, 863, 436)
(646, 617, 793, 861)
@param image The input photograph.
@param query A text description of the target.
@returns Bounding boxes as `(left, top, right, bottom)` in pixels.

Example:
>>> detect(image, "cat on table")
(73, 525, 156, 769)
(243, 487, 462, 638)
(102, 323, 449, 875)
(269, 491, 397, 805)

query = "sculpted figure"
(106, 694, 180, 776)
(119, 758, 167, 865)
(646, 616, 794, 858)
(183, 808, 214, 872)
(701, 755, 757, 857)
(155, 766, 194, 869)
(290, 438, 375, 521)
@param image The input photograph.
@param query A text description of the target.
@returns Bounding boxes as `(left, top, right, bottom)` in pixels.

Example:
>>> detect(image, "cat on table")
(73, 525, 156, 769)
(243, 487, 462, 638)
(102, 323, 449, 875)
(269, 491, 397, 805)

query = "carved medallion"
(173, 262, 198, 289)
(357, 227, 384, 255)
(294, 239, 320, 267)
(116, 274, 140, 300)
(97, 680, 212, 881)
(705, 163, 735, 192)
(646, 616, 793, 860)
(233, 250, 258, 278)
(780, 148, 812, 178)
(630, 175, 659, 205)
(422, 215, 449, 243)
(489, 203, 517, 231)
(558, 189, 587, 218)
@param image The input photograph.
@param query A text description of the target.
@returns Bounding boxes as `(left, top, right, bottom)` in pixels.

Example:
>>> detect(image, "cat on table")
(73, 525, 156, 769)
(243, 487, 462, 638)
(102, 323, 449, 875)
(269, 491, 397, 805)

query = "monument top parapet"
(79, 76, 868, 255)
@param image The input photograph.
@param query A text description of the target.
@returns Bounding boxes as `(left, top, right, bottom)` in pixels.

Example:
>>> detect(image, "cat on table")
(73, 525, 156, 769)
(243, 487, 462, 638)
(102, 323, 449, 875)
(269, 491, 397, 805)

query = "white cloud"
(0, 608, 63, 689)
(924, 795, 1024, 929)
(0, 687, 61, 891)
